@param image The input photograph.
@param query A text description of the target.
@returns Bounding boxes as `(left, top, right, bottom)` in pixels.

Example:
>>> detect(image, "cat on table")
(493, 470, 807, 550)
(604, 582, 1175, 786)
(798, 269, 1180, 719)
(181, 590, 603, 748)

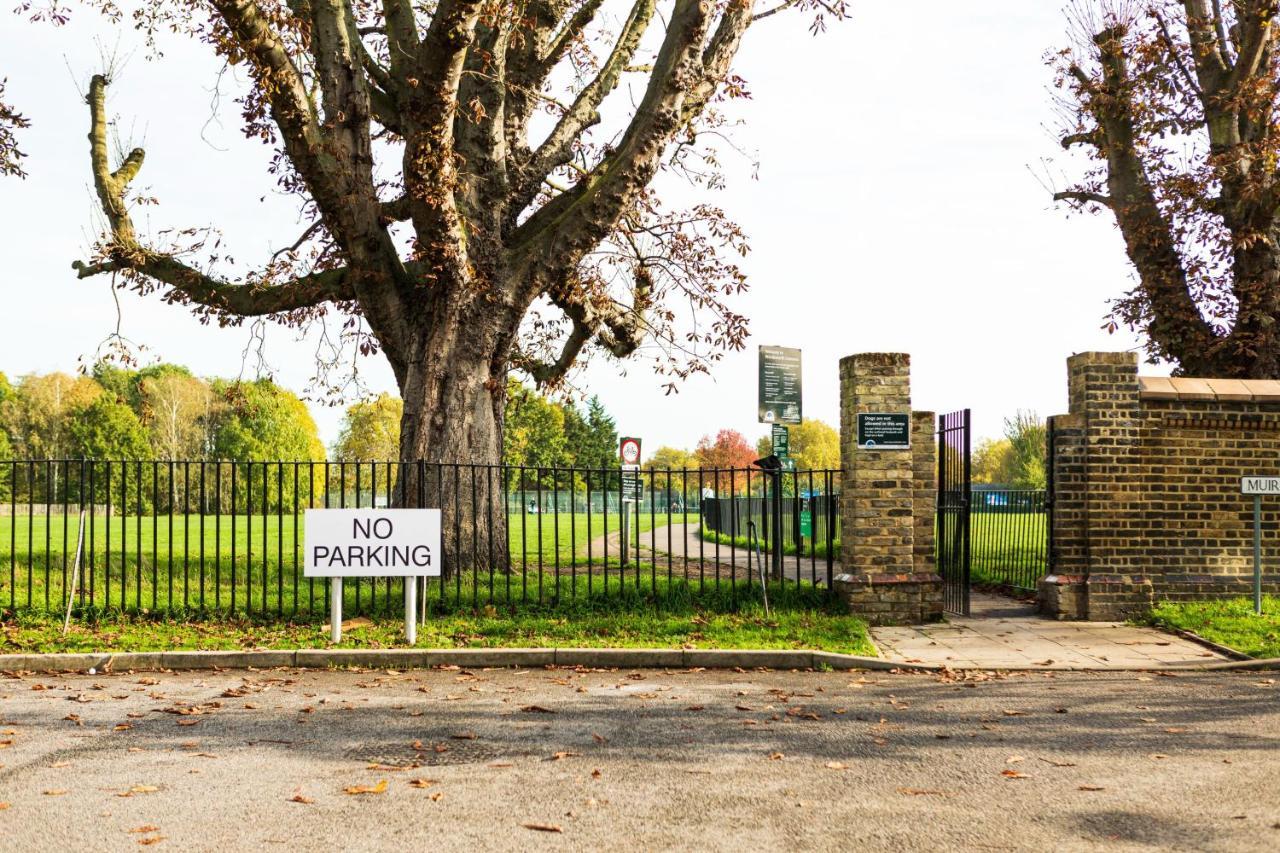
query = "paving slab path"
(873, 593, 1229, 669)
(1, 667, 1277, 851)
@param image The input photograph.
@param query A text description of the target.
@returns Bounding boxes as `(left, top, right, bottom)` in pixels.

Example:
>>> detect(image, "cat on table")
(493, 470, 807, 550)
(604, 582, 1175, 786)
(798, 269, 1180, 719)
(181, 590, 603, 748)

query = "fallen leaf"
(43, 789, 68, 796)
(430, 792, 443, 801)
(1164, 727, 1188, 734)
(522, 823, 562, 833)
(823, 762, 849, 770)
(114, 724, 133, 732)
(898, 788, 947, 796)
(550, 751, 579, 761)
(1001, 770, 1030, 779)
(343, 780, 388, 795)
(408, 779, 438, 789)
(137, 837, 165, 846)
(117, 785, 159, 797)
(591, 732, 608, 744)
(289, 794, 314, 804)
(128, 825, 161, 833)
(591, 768, 601, 779)
(176, 720, 199, 728)
(1002, 710, 1027, 717)
(767, 752, 784, 761)
(1078, 785, 1105, 792)
(520, 705, 554, 714)
(452, 732, 477, 740)
(0, 803, 9, 810)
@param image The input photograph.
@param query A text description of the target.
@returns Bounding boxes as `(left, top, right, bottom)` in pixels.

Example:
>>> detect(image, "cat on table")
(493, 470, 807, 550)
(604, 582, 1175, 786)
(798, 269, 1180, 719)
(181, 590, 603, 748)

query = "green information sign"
(758, 346, 802, 425)
(799, 510, 812, 537)
(856, 413, 911, 449)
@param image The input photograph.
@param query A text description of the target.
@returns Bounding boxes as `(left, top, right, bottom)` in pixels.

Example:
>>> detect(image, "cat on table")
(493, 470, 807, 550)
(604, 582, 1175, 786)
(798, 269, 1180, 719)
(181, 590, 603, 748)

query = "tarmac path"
(0, 667, 1276, 851)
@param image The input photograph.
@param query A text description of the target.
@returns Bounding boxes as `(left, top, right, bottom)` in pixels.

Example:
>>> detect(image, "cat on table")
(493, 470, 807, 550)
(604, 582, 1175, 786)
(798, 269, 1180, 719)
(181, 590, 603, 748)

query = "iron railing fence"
(1, 460, 841, 618)
(969, 489, 1048, 593)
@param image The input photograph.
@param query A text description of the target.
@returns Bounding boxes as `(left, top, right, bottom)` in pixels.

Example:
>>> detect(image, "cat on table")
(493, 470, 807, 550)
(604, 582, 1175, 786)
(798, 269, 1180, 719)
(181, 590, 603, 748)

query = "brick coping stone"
(0, 647, 1275, 673)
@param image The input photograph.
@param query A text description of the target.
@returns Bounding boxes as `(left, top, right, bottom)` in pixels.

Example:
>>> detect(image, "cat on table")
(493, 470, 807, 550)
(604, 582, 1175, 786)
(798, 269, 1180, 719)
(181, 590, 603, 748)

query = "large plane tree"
(7, 0, 841, 564)
(1053, 1, 1280, 376)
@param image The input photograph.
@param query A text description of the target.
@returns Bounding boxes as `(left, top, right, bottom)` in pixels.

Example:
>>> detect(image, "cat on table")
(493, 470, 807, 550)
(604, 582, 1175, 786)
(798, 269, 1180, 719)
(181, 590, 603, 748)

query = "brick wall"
(1042, 352, 1280, 620)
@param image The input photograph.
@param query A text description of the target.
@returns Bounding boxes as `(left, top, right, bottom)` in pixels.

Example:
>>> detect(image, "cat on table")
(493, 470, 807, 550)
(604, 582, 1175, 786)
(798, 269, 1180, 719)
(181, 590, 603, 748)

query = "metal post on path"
(1242, 477, 1273, 616)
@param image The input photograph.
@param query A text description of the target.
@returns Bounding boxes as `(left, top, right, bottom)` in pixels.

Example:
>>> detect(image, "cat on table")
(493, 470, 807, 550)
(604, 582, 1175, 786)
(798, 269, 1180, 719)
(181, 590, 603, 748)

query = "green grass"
(697, 510, 1049, 591)
(1146, 597, 1280, 659)
(0, 512, 697, 615)
(0, 578, 873, 656)
(968, 511, 1047, 590)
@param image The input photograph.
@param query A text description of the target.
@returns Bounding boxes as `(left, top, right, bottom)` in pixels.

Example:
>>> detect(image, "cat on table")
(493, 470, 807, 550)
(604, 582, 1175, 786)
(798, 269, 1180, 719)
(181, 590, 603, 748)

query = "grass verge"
(0, 577, 874, 656)
(1146, 597, 1280, 659)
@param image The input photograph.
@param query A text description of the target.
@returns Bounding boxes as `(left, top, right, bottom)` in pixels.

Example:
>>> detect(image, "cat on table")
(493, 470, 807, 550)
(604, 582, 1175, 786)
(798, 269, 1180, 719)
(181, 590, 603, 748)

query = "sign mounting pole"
(1241, 477, 1275, 615)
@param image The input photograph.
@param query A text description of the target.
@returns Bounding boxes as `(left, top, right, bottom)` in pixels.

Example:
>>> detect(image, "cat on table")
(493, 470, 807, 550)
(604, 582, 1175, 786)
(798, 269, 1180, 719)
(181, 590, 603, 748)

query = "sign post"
(619, 437, 642, 566)
(1240, 477, 1277, 615)
(305, 508, 442, 642)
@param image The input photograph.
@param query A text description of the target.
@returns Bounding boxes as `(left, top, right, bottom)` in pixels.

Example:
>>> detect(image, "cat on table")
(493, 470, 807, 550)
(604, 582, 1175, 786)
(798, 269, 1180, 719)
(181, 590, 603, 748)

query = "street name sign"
(856, 413, 911, 449)
(1241, 477, 1280, 494)
(758, 346, 802, 424)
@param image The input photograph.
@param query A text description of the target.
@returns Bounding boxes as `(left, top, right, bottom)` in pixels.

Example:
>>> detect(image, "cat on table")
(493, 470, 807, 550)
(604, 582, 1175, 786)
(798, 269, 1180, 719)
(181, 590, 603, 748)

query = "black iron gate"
(937, 409, 971, 615)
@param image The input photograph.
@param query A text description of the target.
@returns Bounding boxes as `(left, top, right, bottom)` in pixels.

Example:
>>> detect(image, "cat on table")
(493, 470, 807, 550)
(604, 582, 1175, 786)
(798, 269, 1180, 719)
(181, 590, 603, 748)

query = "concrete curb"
(0, 648, 1275, 674)
(1163, 628, 1255, 662)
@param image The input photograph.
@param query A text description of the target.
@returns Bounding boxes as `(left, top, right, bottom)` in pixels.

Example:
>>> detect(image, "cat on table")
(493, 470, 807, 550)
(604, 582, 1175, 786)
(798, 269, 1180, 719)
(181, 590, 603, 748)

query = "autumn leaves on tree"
(49, 0, 844, 467)
(1054, 1, 1280, 377)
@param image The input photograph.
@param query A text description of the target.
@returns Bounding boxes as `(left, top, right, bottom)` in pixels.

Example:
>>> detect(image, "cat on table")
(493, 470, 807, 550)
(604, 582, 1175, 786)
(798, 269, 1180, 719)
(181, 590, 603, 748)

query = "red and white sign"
(619, 436, 642, 465)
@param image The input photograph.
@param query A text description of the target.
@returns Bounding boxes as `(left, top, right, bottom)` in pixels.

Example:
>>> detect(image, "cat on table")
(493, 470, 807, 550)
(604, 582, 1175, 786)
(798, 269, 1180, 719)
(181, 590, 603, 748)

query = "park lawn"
(1146, 597, 1280, 659)
(0, 511, 698, 615)
(1, 579, 874, 656)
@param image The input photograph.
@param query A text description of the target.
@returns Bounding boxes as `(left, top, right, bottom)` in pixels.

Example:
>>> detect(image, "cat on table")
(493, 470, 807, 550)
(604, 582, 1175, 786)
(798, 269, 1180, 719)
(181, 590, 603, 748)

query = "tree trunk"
(393, 302, 513, 576)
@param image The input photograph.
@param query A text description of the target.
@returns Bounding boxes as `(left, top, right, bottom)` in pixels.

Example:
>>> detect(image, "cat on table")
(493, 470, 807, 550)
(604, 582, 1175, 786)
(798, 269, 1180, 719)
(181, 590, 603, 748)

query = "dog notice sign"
(303, 509, 442, 577)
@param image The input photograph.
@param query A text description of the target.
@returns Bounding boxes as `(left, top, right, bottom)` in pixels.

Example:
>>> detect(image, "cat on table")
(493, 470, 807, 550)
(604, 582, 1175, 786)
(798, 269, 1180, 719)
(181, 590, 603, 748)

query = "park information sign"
(856, 413, 911, 449)
(758, 346, 802, 424)
(304, 509, 442, 577)
(620, 436, 643, 501)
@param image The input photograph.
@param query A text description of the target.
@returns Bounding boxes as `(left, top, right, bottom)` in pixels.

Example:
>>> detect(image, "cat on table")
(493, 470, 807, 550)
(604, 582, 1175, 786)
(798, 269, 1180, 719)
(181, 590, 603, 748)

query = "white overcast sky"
(0, 2, 1160, 452)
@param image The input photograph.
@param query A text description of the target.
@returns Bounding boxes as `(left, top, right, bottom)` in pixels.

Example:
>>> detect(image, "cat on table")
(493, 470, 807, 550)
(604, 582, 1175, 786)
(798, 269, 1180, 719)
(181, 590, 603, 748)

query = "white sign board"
(1241, 477, 1280, 495)
(304, 509, 442, 577)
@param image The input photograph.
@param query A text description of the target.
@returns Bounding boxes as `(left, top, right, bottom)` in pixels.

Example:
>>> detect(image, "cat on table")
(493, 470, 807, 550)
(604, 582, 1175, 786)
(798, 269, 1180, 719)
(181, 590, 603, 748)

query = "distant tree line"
(972, 411, 1047, 490)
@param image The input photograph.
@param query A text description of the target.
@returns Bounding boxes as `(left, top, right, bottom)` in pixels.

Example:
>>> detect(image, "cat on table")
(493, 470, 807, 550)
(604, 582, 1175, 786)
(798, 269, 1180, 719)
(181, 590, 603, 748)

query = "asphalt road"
(0, 666, 1277, 851)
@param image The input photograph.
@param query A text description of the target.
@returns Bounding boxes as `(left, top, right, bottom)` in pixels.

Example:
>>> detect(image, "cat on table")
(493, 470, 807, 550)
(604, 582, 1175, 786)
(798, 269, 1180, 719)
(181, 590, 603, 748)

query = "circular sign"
(620, 437, 641, 465)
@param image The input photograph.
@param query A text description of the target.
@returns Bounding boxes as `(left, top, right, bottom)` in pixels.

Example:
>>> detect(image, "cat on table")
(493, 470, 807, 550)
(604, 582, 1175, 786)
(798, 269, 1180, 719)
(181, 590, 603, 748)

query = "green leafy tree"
(972, 437, 1017, 486)
(211, 379, 325, 462)
(504, 380, 568, 489)
(334, 394, 404, 461)
(67, 396, 151, 460)
(1004, 411, 1047, 490)
(210, 378, 325, 511)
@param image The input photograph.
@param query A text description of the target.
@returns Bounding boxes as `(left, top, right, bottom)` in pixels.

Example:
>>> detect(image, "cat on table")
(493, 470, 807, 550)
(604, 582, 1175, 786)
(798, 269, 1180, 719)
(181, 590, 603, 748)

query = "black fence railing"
(0, 460, 841, 618)
(969, 489, 1048, 593)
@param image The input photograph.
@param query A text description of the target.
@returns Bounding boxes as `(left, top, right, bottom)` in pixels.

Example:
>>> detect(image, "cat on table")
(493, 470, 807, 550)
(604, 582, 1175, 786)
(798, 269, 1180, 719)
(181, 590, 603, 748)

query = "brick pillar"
(834, 353, 942, 624)
(1039, 352, 1152, 620)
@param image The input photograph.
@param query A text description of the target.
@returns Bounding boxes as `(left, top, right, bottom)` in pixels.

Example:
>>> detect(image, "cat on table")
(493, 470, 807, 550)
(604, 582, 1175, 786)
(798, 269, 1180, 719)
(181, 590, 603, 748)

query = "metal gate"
(937, 409, 971, 615)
